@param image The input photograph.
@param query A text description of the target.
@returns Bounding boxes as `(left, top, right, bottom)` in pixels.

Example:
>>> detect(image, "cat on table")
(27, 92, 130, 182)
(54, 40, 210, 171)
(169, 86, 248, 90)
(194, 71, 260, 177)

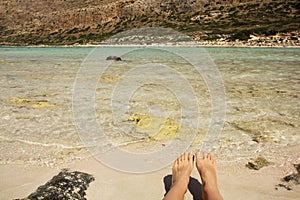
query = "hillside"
(0, 0, 299, 46)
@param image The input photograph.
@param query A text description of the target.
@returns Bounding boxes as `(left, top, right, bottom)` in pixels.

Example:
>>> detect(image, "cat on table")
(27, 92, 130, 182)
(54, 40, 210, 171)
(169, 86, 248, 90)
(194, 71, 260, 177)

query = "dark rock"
(275, 183, 292, 191)
(245, 161, 260, 170)
(282, 164, 300, 185)
(275, 163, 300, 191)
(21, 169, 94, 200)
(246, 157, 272, 170)
(106, 56, 122, 61)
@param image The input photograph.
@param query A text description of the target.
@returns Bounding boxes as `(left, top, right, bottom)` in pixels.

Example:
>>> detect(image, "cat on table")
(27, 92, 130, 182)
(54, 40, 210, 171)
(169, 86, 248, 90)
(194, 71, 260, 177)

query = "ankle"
(203, 181, 220, 194)
(171, 182, 188, 194)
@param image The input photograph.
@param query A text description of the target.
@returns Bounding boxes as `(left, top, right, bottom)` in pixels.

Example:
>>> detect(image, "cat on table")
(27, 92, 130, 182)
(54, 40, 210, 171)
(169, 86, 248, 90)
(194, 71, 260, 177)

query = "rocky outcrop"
(106, 56, 122, 61)
(0, 0, 299, 46)
(21, 169, 94, 200)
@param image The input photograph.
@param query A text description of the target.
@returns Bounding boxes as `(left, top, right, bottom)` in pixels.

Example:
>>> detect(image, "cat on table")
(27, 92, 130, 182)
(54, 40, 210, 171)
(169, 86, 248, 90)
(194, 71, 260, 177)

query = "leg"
(163, 152, 194, 200)
(163, 174, 202, 200)
(196, 150, 223, 200)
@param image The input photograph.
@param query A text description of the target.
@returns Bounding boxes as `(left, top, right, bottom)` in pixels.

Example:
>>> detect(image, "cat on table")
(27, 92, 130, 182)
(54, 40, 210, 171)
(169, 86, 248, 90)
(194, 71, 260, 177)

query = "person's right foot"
(196, 150, 223, 200)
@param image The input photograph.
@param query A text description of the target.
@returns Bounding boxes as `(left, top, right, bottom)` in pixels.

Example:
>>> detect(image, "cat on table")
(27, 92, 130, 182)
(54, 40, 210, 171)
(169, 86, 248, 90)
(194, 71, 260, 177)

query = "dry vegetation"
(0, 0, 299, 45)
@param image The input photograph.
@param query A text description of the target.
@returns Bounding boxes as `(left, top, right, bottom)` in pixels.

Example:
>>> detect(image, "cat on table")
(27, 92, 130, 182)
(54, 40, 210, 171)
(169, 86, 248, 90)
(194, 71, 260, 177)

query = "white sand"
(1, 149, 299, 200)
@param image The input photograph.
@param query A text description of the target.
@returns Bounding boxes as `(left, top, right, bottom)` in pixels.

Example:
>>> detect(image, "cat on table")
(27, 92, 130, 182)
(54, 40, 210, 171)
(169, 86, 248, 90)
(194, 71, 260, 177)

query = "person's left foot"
(171, 152, 194, 194)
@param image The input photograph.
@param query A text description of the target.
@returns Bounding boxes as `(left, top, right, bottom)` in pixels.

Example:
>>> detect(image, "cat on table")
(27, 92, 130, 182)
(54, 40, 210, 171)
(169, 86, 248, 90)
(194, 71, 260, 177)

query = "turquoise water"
(0, 46, 299, 166)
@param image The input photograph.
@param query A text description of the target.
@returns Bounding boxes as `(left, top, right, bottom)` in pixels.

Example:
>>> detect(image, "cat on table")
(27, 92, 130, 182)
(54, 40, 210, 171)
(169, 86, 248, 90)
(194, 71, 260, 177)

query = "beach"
(1, 151, 299, 200)
(0, 46, 299, 199)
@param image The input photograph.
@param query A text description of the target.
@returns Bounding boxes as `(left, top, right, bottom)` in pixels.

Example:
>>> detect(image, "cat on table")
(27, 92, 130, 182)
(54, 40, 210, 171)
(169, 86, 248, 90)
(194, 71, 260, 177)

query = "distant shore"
(1, 42, 300, 48)
(1, 32, 300, 48)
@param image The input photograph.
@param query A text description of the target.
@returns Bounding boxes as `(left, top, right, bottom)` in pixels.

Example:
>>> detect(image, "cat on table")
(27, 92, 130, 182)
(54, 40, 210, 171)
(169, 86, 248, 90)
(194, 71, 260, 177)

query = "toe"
(188, 153, 193, 161)
(184, 152, 189, 161)
(204, 153, 209, 160)
(211, 155, 216, 164)
(207, 153, 212, 160)
(196, 150, 201, 160)
(178, 154, 182, 161)
(174, 157, 180, 167)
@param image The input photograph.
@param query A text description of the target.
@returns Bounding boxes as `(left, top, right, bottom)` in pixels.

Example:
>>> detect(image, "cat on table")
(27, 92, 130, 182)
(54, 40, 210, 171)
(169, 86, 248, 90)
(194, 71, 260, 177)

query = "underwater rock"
(4, 97, 56, 109)
(106, 56, 122, 61)
(228, 118, 298, 144)
(21, 169, 94, 200)
(157, 118, 179, 138)
(129, 114, 179, 141)
(100, 75, 123, 84)
(246, 157, 272, 170)
(252, 135, 272, 143)
(129, 113, 152, 127)
(31, 101, 55, 109)
(4, 97, 31, 106)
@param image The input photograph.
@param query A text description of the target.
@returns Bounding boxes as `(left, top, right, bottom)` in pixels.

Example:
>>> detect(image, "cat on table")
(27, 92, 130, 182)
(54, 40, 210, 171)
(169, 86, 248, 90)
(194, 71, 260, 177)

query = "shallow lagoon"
(0, 46, 299, 167)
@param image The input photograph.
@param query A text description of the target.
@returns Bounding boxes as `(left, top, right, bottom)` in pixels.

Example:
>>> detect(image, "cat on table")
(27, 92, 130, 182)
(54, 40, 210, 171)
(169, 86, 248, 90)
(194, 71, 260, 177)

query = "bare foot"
(196, 150, 223, 200)
(172, 153, 194, 192)
(163, 153, 194, 200)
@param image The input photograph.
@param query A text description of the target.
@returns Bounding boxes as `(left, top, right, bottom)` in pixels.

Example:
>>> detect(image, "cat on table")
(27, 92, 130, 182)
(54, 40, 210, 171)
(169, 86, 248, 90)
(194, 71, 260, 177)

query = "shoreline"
(1, 43, 300, 48)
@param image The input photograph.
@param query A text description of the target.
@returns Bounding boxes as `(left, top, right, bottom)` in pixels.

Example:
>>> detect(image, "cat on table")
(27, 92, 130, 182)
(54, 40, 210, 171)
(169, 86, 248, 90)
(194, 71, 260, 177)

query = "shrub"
(202, 35, 221, 40)
(229, 30, 251, 41)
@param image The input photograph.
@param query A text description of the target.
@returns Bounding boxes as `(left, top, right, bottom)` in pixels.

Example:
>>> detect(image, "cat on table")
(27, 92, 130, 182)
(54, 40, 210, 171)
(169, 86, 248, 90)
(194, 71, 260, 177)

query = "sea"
(0, 46, 299, 168)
